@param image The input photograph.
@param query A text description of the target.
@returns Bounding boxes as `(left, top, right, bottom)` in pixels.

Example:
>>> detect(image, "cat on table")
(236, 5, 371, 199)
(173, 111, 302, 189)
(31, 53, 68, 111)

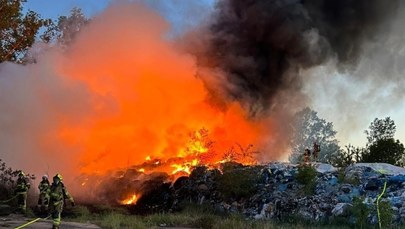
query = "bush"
(0, 159, 35, 201)
(362, 138, 405, 166)
(351, 197, 370, 229)
(295, 165, 317, 195)
(217, 165, 259, 200)
(377, 200, 393, 229)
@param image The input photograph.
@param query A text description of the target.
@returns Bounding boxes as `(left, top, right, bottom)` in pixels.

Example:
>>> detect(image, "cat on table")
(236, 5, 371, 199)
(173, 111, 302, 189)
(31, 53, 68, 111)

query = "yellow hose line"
(0, 195, 17, 203)
(376, 180, 387, 229)
(14, 216, 50, 229)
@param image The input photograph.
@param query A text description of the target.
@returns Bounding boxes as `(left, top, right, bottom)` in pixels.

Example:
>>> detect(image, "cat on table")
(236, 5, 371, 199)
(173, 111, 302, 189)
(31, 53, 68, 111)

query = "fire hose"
(0, 195, 18, 203)
(376, 179, 387, 229)
(14, 215, 51, 229)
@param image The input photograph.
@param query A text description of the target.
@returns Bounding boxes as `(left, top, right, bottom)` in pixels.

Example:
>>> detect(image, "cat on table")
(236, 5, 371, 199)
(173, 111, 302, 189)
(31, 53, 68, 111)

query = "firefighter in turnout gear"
(313, 142, 320, 162)
(303, 149, 311, 163)
(37, 175, 50, 212)
(49, 174, 74, 229)
(14, 171, 30, 214)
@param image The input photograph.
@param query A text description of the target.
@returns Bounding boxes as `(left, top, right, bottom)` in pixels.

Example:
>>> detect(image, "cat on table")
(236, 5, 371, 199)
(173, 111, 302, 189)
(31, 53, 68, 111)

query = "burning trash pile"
(81, 161, 405, 226)
(75, 128, 258, 208)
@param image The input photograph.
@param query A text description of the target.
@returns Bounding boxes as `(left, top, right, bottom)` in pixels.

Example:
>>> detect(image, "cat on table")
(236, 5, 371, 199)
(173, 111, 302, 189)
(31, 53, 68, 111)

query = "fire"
(54, 3, 267, 177)
(171, 159, 198, 175)
(121, 194, 138, 205)
(38, 3, 279, 203)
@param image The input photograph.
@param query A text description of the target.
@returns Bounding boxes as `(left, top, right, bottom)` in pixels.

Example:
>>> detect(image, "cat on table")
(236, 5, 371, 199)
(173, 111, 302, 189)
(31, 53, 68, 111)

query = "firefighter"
(49, 174, 74, 229)
(304, 148, 311, 163)
(14, 171, 30, 214)
(37, 174, 50, 212)
(313, 142, 320, 162)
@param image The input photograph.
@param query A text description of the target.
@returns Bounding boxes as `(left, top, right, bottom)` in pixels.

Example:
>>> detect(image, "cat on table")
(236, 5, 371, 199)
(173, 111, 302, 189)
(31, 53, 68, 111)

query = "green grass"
(63, 204, 405, 229)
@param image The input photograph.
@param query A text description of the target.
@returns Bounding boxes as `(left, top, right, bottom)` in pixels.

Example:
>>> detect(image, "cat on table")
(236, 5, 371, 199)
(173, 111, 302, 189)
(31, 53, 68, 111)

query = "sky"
(22, 0, 405, 149)
(24, 0, 216, 35)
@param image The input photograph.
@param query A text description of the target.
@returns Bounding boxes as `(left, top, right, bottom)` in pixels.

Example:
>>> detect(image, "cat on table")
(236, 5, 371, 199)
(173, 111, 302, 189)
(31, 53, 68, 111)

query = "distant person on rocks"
(37, 174, 50, 212)
(313, 142, 320, 162)
(49, 174, 74, 229)
(304, 149, 311, 163)
(14, 171, 30, 214)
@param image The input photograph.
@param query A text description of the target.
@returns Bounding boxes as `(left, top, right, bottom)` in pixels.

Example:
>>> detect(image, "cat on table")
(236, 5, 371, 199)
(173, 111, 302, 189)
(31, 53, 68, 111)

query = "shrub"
(351, 197, 370, 229)
(295, 165, 317, 195)
(0, 159, 35, 201)
(377, 200, 393, 229)
(217, 165, 259, 200)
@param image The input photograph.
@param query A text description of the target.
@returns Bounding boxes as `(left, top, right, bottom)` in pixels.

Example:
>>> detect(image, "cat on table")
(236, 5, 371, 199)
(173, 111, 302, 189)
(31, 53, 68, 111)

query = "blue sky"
(24, 0, 216, 35)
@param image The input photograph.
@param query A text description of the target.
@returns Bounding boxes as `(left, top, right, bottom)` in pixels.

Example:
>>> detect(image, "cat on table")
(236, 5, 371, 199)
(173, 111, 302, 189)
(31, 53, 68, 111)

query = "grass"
(61, 204, 359, 229)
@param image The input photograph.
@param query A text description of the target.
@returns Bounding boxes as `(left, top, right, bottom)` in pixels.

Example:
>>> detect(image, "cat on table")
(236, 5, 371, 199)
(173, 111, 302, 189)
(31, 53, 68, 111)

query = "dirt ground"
(0, 214, 101, 229)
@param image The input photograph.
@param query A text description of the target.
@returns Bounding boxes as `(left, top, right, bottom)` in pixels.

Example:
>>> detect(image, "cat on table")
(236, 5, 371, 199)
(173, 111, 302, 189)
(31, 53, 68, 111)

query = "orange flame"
(45, 3, 282, 187)
(121, 194, 138, 205)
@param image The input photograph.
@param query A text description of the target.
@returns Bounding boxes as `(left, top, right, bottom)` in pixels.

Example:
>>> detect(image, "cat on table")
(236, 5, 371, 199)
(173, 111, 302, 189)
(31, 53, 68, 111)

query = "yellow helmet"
(53, 173, 63, 181)
(18, 171, 25, 177)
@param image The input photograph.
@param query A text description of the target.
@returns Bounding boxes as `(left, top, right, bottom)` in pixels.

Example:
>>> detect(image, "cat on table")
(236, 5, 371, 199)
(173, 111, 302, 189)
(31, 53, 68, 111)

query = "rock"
(328, 176, 338, 186)
(388, 196, 402, 208)
(332, 203, 352, 217)
(197, 184, 209, 192)
(314, 163, 338, 174)
(351, 163, 405, 176)
(337, 194, 351, 203)
(390, 175, 405, 185)
(0, 205, 11, 216)
(340, 184, 351, 193)
(365, 179, 380, 191)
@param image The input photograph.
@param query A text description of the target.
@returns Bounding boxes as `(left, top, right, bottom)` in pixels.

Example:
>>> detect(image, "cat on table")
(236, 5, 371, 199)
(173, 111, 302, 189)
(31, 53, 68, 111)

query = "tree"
(54, 7, 89, 47)
(330, 144, 365, 167)
(0, 0, 52, 63)
(362, 117, 404, 166)
(365, 117, 396, 145)
(362, 138, 404, 166)
(289, 107, 340, 163)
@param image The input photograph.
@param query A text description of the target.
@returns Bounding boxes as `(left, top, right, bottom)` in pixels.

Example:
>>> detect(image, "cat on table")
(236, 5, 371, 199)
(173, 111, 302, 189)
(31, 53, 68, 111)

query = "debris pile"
(130, 162, 405, 225)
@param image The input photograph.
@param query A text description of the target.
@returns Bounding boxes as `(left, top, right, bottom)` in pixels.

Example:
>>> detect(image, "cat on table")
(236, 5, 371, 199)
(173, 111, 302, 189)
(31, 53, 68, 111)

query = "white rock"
(313, 163, 338, 173)
(352, 163, 405, 176)
(332, 203, 352, 216)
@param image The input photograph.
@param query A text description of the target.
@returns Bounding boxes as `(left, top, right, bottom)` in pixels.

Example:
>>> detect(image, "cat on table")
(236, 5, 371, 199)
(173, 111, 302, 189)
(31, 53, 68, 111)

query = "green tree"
(0, 0, 52, 63)
(362, 138, 404, 166)
(363, 117, 404, 166)
(330, 144, 365, 167)
(365, 117, 396, 144)
(289, 107, 340, 163)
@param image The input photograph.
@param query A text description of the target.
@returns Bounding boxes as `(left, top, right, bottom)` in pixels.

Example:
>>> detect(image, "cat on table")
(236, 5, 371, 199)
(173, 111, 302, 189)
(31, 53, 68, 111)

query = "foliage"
(295, 164, 317, 195)
(365, 117, 396, 144)
(217, 165, 259, 200)
(377, 200, 393, 229)
(350, 197, 370, 229)
(85, 205, 352, 229)
(362, 138, 405, 166)
(0, 0, 53, 63)
(289, 107, 340, 164)
(54, 7, 89, 47)
(221, 143, 258, 165)
(330, 145, 365, 167)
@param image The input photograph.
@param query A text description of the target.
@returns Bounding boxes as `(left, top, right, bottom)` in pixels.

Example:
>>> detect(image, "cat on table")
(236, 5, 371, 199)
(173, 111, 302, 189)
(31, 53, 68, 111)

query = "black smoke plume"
(197, 0, 399, 115)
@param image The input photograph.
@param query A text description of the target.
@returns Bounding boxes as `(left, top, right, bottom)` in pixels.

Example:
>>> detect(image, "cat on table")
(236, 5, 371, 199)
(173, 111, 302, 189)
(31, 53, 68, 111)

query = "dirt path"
(0, 214, 101, 229)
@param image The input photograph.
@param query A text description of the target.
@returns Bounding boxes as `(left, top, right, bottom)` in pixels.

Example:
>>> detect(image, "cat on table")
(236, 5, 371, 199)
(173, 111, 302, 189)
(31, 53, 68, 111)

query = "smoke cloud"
(193, 0, 400, 116)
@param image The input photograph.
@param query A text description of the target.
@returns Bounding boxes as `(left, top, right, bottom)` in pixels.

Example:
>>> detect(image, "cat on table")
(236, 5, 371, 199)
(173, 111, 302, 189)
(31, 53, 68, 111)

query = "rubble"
(156, 162, 405, 226)
(72, 162, 405, 226)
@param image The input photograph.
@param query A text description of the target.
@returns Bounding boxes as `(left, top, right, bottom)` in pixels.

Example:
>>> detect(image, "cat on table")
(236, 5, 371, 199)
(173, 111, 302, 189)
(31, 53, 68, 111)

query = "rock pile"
(138, 162, 405, 225)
